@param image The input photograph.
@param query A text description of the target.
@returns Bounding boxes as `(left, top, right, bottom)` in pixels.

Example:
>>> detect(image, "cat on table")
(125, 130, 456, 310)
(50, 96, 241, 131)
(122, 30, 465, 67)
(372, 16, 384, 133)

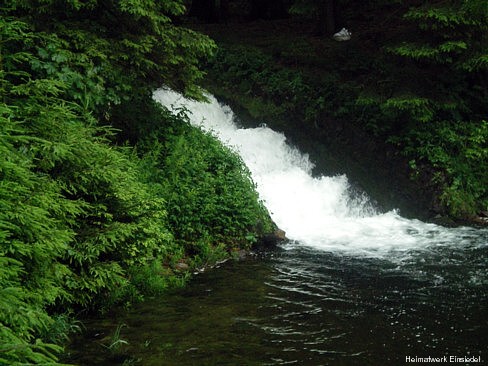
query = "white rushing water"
(154, 88, 486, 257)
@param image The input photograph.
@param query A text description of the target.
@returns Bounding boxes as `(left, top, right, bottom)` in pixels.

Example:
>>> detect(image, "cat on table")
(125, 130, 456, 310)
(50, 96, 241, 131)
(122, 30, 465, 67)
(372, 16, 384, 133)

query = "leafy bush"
(1, 8, 274, 365)
(389, 1, 487, 71)
(138, 113, 275, 257)
(398, 120, 488, 217)
(207, 45, 342, 125)
(204, 3, 487, 218)
(0, 113, 68, 365)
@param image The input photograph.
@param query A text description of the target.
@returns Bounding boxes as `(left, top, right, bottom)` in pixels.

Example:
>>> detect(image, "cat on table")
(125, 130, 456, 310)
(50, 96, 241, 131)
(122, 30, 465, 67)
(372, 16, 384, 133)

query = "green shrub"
(400, 120, 487, 217)
(1, 5, 275, 365)
(0, 119, 68, 365)
(138, 116, 275, 256)
(205, 12, 487, 219)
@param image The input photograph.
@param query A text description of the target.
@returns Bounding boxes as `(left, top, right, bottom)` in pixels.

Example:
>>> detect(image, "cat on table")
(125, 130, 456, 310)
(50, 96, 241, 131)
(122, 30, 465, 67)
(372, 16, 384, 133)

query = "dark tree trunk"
(189, 0, 228, 23)
(269, 0, 287, 19)
(318, 0, 336, 35)
(249, 0, 287, 20)
(220, 0, 230, 21)
(249, 0, 269, 19)
(325, 0, 335, 33)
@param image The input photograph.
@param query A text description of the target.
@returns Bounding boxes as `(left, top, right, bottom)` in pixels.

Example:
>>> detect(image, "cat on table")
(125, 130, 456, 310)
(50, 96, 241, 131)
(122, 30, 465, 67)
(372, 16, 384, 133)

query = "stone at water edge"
(261, 228, 287, 247)
(174, 262, 189, 271)
(274, 229, 287, 240)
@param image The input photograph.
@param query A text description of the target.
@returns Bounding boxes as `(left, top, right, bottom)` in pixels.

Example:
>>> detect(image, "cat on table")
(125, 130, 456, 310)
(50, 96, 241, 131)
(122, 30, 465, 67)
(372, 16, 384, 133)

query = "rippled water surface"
(65, 89, 487, 365)
(67, 243, 487, 365)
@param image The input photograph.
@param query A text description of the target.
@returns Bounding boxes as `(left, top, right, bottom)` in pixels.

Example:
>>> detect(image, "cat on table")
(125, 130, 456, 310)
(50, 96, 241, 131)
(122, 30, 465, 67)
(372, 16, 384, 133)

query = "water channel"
(66, 89, 488, 365)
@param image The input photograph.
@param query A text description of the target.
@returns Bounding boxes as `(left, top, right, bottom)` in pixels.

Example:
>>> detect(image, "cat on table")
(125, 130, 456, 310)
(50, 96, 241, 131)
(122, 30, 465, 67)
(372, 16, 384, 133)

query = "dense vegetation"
(0, 1, 274, 364)
(193, 0, 487, 219)
(1, 0, 486, 363)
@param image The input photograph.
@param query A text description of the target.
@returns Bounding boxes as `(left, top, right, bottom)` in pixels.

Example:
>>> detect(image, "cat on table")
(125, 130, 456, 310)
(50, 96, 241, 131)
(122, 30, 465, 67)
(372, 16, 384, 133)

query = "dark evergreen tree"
(289, 0, 338, 34)
(190, 0, 230, 23)
(249, 0, 288, 20)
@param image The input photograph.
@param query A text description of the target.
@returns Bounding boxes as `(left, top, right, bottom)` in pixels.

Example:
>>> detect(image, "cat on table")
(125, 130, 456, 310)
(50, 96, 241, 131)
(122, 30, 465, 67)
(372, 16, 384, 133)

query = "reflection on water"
(66, 244, 488, 365)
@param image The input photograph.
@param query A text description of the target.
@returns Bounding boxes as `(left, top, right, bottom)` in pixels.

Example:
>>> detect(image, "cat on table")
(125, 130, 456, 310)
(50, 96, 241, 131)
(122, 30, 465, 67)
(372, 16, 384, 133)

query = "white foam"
(153, 88, 487, 258)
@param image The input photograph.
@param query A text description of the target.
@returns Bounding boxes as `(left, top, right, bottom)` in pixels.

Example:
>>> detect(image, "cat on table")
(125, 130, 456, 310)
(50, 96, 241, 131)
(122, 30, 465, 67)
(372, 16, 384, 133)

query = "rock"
(273, 229, 287, 240)
(430, 215, 456, 227)
(261, 228, 287, 247)
(174, 262, 189, 271)
(236, 249, 248, 260)
(473, 216, 488, 226)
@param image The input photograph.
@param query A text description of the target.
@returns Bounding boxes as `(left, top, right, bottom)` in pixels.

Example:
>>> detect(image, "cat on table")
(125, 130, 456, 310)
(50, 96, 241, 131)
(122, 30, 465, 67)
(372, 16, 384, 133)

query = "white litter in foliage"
(333, 28, 351, 41)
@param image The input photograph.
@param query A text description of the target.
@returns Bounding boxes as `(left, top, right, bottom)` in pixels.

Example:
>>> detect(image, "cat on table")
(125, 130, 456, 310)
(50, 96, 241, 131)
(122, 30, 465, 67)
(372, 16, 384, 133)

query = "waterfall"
(154, 88, 486, 258)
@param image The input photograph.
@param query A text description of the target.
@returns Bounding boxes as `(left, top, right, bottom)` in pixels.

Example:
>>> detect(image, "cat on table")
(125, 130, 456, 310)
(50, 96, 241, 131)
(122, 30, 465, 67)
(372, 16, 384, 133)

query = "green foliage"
(207, 45, 342, 125)
(205, 2, 487, 218)
(381, 0, 487, 217)
(126, 260, 186, 299)
(0, 122, 67, 365)
(1, 4, 274, 364)
(355, 86, 487, 218)
(1, 19, 75, 363)
(391, 41, 468, 64)
(6, 0, 216, 100)
(138, 115, 275, 255)
(288, 0, 318, 15)
(0, 43, 173, 364)
(101, 323, 129, 353)
(399, 120, 488, 217)
(382, 96, 434, 123)
(389, 1, 487, 72)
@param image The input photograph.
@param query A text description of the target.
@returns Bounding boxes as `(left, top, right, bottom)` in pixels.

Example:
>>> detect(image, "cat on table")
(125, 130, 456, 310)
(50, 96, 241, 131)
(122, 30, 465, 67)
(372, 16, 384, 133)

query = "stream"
(65, 89, 488, 365)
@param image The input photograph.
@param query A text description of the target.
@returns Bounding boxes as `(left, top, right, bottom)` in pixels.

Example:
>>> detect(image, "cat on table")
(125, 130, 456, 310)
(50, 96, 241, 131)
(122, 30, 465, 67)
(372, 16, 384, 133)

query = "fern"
(1, 3, 272, 364)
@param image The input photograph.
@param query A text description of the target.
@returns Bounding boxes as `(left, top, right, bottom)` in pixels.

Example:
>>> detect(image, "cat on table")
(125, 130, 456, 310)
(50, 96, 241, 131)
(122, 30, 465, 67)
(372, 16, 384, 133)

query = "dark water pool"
(65, 243, 488, 365)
